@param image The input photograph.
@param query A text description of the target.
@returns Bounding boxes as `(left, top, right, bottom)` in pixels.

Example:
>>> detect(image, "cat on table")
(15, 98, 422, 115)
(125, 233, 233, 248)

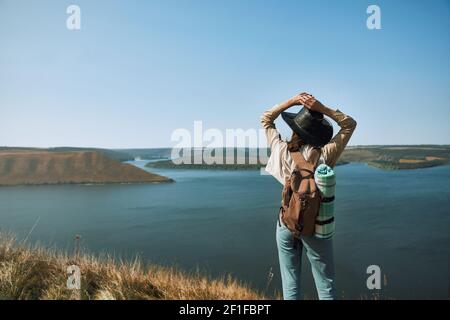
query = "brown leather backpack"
(279, 148, 321, 238)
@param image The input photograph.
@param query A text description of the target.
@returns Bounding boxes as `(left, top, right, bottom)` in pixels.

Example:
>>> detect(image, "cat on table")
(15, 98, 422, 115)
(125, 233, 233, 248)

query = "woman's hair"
(287, 132, 304, 152)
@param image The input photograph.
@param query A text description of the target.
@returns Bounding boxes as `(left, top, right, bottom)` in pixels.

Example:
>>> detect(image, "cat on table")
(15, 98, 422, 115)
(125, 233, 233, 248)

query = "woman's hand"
(297, 93, 326, 113)
(267, 92, 332, 125)
(289, 92, 314, 106)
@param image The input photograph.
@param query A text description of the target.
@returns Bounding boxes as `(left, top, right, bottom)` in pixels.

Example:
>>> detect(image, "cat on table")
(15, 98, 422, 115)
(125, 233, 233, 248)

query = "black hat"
(281, 108, 333, 147)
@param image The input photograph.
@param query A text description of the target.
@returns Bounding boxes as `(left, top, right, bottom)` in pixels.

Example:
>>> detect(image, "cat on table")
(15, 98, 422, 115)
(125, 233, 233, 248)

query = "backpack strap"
(308, 148, 321, 168)
(290, 148, 321, 178)
(290, 148, 321, 195)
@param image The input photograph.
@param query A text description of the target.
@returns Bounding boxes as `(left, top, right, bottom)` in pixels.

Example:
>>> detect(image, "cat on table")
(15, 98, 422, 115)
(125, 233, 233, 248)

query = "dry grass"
(398, 159, 425, 164)
(0, 233, 266, 300)
(399, 157, 445, 163)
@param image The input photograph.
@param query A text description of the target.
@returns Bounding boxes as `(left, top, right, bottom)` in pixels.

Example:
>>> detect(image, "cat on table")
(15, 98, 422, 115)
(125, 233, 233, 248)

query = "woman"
(261, 92, 357, 300)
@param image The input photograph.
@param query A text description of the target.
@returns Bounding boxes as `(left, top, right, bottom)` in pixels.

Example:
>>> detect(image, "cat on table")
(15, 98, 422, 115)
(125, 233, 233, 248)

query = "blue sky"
(0, 0, 449, 148)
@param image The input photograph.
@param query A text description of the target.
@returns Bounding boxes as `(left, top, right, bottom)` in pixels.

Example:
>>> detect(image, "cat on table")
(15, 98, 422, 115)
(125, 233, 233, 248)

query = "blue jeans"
(276, 219, 336, 300)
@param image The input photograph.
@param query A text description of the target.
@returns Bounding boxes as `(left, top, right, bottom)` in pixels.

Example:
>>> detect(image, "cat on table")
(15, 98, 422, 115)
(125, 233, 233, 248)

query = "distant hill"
(339, 145, 450, 170)
(145, 145, 450, 170)
(0, 150, 173, 186)
(2, 146, 449, 173)
(111, 148, 172, 160)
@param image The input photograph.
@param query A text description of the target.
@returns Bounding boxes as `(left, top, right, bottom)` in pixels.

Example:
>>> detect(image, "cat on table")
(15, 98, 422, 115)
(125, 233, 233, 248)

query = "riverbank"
(0, 233, 265, 300)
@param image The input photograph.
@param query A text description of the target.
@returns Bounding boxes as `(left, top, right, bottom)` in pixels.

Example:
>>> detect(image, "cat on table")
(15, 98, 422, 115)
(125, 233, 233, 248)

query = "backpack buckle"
(300, 194, 308, 209)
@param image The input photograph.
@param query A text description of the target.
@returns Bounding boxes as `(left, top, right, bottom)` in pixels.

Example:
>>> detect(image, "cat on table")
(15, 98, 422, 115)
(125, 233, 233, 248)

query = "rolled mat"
(315, 164, 336, 239)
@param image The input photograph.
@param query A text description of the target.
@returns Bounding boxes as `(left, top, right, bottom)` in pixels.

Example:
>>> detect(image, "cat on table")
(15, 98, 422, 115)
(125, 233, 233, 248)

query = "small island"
(0, 150, 173, 186)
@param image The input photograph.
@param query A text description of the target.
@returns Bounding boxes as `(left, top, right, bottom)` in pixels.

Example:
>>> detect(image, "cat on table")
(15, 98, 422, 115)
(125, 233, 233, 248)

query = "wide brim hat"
(281, 108, 333, 147)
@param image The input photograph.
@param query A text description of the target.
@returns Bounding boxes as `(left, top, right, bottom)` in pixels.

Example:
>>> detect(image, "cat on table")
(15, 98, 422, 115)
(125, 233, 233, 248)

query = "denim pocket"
(276, 219, 293, 245)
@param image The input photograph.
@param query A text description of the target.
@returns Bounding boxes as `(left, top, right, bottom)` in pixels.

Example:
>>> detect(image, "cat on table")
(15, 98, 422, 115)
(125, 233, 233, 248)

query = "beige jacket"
(261, 104, 357, 185)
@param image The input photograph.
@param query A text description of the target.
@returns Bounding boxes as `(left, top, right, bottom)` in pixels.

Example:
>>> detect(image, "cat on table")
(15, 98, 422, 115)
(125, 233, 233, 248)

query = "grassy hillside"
(0, 233, 265, 300)
(0, 150, 173, 186)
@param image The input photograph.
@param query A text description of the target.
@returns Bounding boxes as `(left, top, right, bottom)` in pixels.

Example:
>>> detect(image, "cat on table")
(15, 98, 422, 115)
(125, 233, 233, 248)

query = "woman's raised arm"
(303, 95, 357, 167)
(261, 93, 316, 150)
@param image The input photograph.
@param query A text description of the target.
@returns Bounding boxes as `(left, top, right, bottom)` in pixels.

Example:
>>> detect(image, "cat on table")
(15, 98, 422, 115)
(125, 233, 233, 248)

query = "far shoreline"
(145, 160, 450, 171)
